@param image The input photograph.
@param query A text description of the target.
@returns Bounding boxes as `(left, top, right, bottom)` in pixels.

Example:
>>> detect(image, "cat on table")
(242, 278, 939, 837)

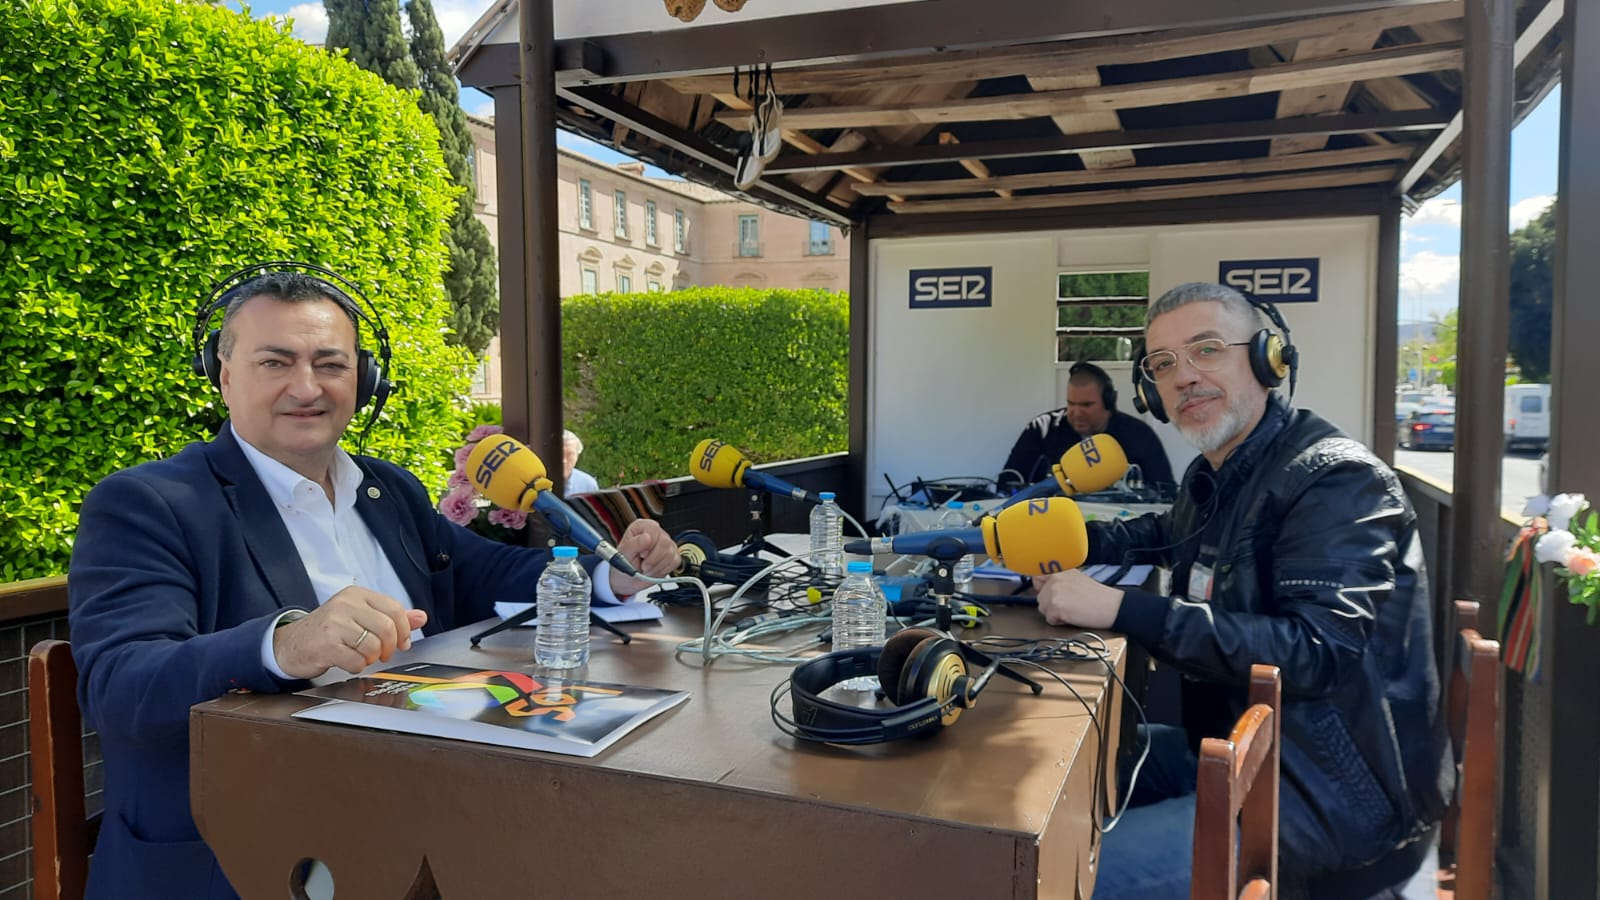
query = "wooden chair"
(29, 639, 99, 900)
(1192, 664, 1281, 900)
(1438, 600, 1501, 900)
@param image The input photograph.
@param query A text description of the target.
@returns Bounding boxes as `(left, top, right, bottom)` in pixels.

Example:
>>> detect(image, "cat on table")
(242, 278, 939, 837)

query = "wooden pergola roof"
(452, 0, 1561, 227)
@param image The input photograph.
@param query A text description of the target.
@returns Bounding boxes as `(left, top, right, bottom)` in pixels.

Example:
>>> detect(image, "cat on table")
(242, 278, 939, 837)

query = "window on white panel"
(1055, 272, 1149, 364)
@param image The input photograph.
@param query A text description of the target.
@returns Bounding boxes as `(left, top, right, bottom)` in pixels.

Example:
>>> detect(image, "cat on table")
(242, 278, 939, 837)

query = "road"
(1393, 447, 1544, 521)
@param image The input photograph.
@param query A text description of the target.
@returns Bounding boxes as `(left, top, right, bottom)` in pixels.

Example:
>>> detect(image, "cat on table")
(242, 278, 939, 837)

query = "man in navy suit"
(67, 271, 682, 899)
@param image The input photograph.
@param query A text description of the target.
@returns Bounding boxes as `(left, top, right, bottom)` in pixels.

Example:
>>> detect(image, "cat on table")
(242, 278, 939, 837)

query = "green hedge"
(563, 288, 848, 484)
(0, 0, 472, 581)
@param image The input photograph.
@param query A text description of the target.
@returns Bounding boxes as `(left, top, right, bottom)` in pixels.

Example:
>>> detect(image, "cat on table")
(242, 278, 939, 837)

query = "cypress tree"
(325, 0, 420, 90)
(407, 0, 499, 356)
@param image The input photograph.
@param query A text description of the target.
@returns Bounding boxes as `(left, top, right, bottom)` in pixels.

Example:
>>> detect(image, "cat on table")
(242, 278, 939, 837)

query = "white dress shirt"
(238, 437, 422, 678)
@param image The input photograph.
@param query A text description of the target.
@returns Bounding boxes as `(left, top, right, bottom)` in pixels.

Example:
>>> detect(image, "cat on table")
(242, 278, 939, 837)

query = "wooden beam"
(662, 2, 1462, 95)
(557, 0, 1459, 85)
(716, 42, 1463, 131)
(557, 85, 852, 225)
(939, 132, 1012, 198)
(1029, 69, 1136, 169)
(853, 143, 1416, 196)
(885, 165, 1400, 213)
(1269, 30, 1385, 155)
(763, 109, 1449, 174)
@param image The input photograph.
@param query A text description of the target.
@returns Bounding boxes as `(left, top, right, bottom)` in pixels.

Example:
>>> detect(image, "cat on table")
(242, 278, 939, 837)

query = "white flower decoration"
(1548, 493, 1589, 532)
(1537, 529, 1578, 564)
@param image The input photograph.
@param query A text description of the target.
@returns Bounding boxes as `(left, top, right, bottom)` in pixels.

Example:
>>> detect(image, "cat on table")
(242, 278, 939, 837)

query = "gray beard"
(1175, 391, 1255, 454)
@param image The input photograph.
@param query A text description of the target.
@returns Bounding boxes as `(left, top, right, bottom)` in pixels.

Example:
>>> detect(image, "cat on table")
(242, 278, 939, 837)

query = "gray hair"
(1146, 281, 1265, 338)
(217, 272, 359, 359)
(562, 429, 583, 454)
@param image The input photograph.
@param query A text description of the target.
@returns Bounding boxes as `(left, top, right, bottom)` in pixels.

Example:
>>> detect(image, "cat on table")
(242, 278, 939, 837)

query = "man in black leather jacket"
(1039, 283, 1450, 900)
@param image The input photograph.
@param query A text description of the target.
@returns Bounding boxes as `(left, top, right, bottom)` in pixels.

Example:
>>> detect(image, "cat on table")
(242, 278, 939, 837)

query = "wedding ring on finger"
(351, 627, 371, 650)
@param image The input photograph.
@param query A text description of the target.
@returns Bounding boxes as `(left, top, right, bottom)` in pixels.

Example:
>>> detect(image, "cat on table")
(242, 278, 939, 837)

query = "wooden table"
(190, 606, 1124, 900)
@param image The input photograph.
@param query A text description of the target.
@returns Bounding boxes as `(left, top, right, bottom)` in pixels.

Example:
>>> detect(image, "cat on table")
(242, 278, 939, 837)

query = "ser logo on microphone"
(1079, 436, 1103, 466)
(473, 438, 520, 489)
(697, 440, 725, 472)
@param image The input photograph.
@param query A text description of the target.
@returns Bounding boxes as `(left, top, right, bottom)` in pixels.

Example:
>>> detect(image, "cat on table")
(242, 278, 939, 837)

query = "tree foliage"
(325, 0, 419, 90)
(1508, 202, 1555, 382)
(0, 0, 470, 580)
(407, 0, 499, 357)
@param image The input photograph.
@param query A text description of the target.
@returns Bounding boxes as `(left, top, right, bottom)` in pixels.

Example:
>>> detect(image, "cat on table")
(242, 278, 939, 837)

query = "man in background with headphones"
(1032, 283, 1447, 900)
(67, 268, 681, 899)
(999, 360, 1174, 490)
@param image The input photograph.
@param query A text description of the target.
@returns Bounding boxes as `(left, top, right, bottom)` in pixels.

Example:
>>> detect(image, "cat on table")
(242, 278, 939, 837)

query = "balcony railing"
(806, 240, 834, 256)
(735, 240, 763, 258)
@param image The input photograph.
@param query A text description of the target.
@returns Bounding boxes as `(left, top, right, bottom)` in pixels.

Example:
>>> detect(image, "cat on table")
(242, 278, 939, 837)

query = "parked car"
(1504, 383, 1551, 452)
(1401, 407, 1456, 450)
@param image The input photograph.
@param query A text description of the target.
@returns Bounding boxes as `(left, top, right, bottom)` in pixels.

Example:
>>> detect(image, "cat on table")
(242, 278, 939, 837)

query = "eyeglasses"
(1140, 338, 1250, 382)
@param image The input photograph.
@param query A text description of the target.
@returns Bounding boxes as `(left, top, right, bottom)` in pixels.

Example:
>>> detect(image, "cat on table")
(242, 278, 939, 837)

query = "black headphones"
(1131, 292, 1298, 424)
(1068, 360, 1117, 412)
(773, 628, 1029, 745)
(192, 262, 395, 427)
(671, 529, 772, 586)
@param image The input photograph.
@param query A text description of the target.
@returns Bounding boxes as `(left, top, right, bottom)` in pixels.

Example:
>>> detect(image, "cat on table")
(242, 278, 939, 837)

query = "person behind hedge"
(67, 270, 682, 899)
(1033, 282, 1449, 900)
(563, 428, 601, 496)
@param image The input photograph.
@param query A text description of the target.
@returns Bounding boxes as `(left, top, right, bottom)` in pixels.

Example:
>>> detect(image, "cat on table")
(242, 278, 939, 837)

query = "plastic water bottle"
(809, 491, 844, 579)
(535, 546, 591, 669)
(832, 560, 886, 691)
(939, 501, 976, 591)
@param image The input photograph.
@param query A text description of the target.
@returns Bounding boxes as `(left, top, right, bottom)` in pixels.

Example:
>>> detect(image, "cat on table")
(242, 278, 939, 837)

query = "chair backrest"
(1192, 664, 1281, 900)
(29, 639, 97, 900)
(1440, 599, 1501, 900)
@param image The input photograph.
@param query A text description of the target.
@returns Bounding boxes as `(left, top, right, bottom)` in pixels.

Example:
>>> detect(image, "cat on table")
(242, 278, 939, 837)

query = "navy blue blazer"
(67, 423, 572, 899)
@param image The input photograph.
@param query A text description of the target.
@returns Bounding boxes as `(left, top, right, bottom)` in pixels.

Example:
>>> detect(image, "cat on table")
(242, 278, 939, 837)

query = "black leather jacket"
(1099, 395, 1451, 881)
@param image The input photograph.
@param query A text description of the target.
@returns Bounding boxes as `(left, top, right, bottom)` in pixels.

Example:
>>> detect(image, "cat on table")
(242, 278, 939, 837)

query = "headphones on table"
(191, 262, 395, 432)
(1131, 291, 1298, 424)
(1068, 360, 1117, 412)
(773, 628, 1041, 745)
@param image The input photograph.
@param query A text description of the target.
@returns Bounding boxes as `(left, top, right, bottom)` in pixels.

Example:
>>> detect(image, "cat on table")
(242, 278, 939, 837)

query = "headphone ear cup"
(1103, 382, 1117, 413)
(196, 329, 223, 389)
(1133, 376, 1167, 424)
(1248, 329, 1286, 388)
(877, 628, 938, 704)
(355, 348, 379, 410)
(898, 636, 968, 727)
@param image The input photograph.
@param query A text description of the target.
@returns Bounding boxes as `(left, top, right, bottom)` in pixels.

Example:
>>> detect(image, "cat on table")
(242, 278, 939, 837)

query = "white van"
(1504, 384, 1551, 452)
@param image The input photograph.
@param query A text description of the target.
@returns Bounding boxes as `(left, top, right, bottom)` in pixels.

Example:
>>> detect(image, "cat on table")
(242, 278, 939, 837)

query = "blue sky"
(239, 0, 1563, 323)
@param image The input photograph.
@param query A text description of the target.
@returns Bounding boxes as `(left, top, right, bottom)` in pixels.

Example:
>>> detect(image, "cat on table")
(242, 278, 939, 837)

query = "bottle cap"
(949, 500, 965, 509)
(819, 491, 836, 501)
(552, 546, 579, 558)
(846, 560, 872, 574)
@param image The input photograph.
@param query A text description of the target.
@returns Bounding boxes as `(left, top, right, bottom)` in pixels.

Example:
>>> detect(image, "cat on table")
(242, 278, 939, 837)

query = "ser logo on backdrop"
(1218, 258, 1320, 302)
(909, 267, 993, 309)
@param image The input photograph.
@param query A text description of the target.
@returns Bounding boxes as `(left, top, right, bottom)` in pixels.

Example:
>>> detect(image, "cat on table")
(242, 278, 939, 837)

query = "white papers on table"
(492, 600, 664, 626)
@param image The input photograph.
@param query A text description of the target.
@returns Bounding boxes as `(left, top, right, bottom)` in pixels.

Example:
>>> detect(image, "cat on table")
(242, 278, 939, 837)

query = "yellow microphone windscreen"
(981, 497, 1089, 576)
(689, 438, 751, 489)
(464, 435, 552, 512)
(1055, 434, 1129, 495)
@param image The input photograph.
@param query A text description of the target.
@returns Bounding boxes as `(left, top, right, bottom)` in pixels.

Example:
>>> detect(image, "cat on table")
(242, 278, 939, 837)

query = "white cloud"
(1510, 194, 1555, 229)
(1400, 250, 1460, 321)
(1409, 196, 1461, 228)
(281, 2, 328, 44)
(467, 95, 495, 118)
(434, 0, 490, 47)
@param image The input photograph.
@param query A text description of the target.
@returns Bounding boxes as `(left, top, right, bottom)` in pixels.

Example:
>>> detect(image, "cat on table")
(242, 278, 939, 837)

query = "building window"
(579, 179, 593, 230)
(648, 280, 663, 292)
(807, 220, 833, 256)
(674, 209, 688, 253)
(581, 268, 598, 294)
(1055, 272, 1150, 364)
(618, 273, 632, 293)
(470, 356, 489, 394)
(737, 214, 761, 257)
(645, 200, 659, 246)
(614, 190, 628, 237)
